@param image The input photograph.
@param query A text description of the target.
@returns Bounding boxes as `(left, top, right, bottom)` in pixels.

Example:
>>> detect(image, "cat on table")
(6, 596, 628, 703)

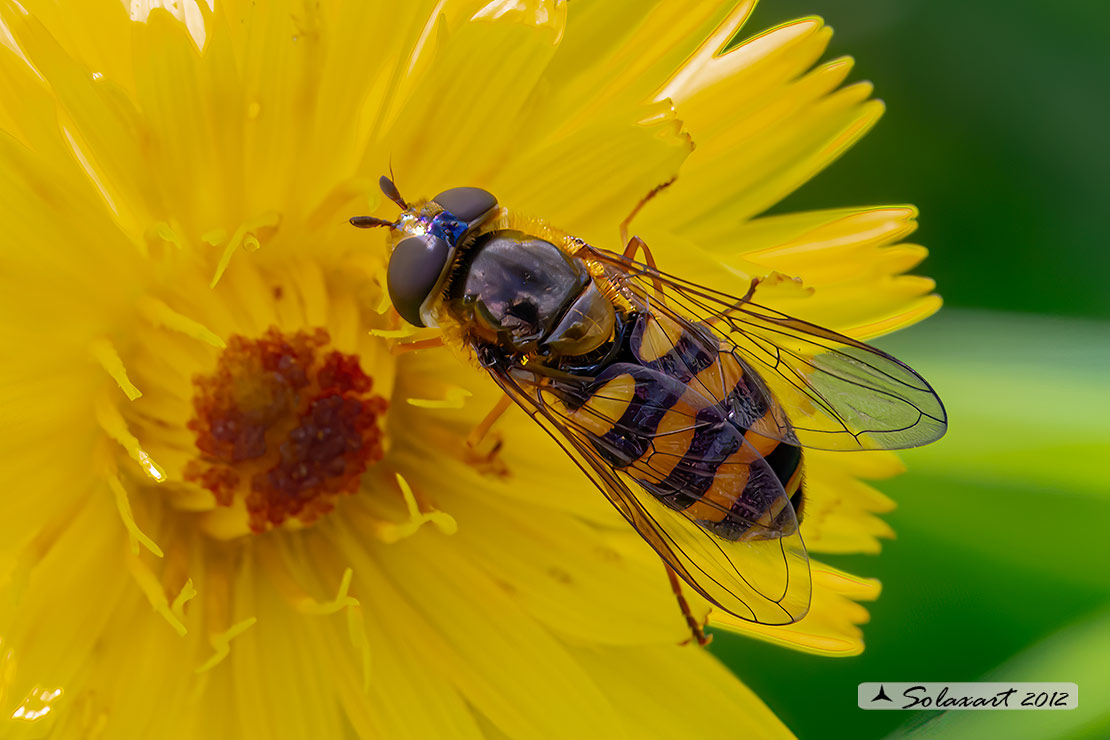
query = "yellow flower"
(0, 1, 936, 738)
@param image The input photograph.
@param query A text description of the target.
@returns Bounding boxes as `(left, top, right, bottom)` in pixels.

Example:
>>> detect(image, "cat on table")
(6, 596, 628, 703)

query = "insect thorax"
(443, 226, 618, 358)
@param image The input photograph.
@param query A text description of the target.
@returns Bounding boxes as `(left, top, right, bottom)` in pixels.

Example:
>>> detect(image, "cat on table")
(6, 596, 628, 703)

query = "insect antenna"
(348, 216, 396, 229)
(379, 174, 408, 210)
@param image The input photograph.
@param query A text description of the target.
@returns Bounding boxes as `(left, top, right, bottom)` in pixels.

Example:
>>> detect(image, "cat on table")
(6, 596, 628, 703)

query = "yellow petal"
(644, 205, 941, 340)
(712, 562, 881, 656)
(572, 642, 795, 739)
(639, 17, 893, 235)
(376, 0, 566, 191)
(221, 566, 346, 739)
(660, 16, 832, 117)
(6, 0, 134, 88)
(302, 546, 488, 740)
(406, 458, 691, 644)
(0, 497, 132, 713)
(680, 88, 884, 231)
(546, 1, 756, 135)
(1, 1, 155, 241)
(371, 531, 628, 738)
(131, 6, 244, 240)
(494, 102, 693, 247)
(801, 450, 901, 554)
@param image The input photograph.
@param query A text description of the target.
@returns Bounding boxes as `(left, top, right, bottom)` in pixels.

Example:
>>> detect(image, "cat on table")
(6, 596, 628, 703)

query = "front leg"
(620, 177, 677, 247)
(462, 395, 513, 477)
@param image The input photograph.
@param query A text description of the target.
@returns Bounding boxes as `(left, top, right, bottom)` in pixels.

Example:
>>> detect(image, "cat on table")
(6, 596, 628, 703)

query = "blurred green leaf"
(750, 0, 1110, 319)
(878, 310, 1110, 497)
(884, 610, 1110, 740)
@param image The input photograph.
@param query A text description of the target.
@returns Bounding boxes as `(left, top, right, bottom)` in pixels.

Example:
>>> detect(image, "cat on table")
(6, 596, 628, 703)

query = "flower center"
(184, 327, 387, 534)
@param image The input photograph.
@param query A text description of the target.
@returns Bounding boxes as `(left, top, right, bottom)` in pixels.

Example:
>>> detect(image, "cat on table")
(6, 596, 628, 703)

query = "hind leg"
(665, 565, 711, 647)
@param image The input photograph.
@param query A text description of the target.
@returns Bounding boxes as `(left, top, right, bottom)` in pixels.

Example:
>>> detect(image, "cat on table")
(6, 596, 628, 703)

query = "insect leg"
(617, 178, 677, 304)
(622, 235, 659, 269)
(619, 176, 677, 247)
(665, 564, 712, 647)
(695, 277, 763, 330)
(623, 236, 668, 305)
(463, 395, 514, 477)
(465, 394, 513, 450)
(740, 275, 762, 304)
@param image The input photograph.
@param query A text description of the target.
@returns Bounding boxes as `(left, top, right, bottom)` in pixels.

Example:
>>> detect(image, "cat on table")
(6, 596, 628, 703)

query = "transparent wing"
(481, 354, 811, 625)
(585, 246, 948, 451)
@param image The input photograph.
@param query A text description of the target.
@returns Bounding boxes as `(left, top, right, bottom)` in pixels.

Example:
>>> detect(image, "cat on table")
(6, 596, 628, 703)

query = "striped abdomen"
(560, 312, 804, 541)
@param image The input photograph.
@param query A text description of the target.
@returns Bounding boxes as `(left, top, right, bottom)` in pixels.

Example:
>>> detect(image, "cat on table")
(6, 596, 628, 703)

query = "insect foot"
(462, 429, 511, 479)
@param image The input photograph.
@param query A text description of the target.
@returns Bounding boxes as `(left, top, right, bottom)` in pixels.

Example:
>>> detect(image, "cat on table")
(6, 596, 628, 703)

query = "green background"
(709, 2, 1110, 739)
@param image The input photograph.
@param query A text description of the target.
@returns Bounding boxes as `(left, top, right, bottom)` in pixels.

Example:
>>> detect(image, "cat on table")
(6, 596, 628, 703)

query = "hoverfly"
(352, 177, 946, 637)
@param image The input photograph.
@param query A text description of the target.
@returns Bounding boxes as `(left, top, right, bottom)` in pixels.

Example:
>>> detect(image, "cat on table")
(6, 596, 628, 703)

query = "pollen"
(185, 327, 387, 534)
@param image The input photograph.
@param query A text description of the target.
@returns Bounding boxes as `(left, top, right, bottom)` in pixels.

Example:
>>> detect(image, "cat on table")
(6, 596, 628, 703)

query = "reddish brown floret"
(185, 327, 387, 533)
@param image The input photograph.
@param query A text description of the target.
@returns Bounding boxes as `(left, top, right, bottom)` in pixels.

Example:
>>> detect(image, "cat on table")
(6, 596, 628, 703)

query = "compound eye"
(432, 187, 497, 224)
(387, 234, 449, 327)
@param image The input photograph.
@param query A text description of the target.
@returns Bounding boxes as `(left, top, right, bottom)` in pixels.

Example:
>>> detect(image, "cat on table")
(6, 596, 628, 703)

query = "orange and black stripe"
(555, 311, 804, 541)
